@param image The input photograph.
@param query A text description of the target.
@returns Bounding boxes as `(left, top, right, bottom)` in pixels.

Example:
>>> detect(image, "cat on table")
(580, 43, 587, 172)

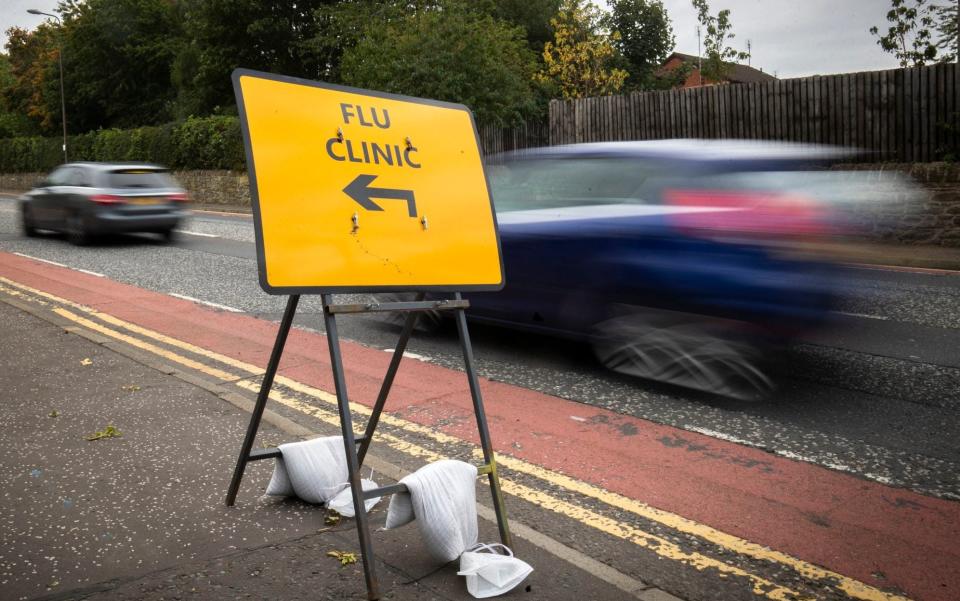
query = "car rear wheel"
(66, 214, 90, 246)
(591, 313, 775, 401)
(21, 206, 38, 237)
(160, 229, 177, 243)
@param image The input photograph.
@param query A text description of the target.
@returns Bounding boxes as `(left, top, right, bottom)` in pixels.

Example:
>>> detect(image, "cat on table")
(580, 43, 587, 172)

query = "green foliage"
(869, 0, 946, 67)
(0, 54, 38, 137)
(58, 0, 185, 132)
(535, 0, 628, 99)
(933, 2, 958, 62)
(176, 0, 329, 117)
(0, 116, 245, 172)
(605, 0, 675, 90)
(340, 4, 539, 126)
(3, 25, 60, 134)
(309, 0, 441, 84)
(475, 0, 563, 52)
(691, 0, 750, 82)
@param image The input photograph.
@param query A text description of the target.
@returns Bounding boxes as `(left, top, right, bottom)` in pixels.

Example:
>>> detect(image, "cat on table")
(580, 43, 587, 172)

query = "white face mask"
(457, 543, 533, 599)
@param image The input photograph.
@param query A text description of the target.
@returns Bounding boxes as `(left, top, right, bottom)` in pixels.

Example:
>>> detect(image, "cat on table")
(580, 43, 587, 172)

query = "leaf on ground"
(79, 358, 93, 366)
(85, 425, 122, 441)
(48, 410, 60, 418)
(121, 385, 141, 392)
(326, 550, 358, 566)
(324, 511, 341, 526)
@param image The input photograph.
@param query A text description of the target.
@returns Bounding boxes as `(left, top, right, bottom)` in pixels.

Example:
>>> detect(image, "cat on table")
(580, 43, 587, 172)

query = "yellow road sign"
(232, 69, 504, 294)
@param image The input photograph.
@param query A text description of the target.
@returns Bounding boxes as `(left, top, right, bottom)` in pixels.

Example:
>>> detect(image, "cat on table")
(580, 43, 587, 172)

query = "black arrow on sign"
(343, 174, 417, 218)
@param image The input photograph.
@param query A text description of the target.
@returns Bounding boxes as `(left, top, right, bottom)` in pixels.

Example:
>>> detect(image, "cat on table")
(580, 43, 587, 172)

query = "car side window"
(488, 158, 652, 212)
(46, 166, 71, 186)
(65, 168, 89, 187)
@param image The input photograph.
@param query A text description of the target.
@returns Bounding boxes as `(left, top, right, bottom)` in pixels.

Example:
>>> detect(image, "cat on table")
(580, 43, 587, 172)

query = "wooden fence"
(477, 120, 549, 156)
(481, 63, 960, 162)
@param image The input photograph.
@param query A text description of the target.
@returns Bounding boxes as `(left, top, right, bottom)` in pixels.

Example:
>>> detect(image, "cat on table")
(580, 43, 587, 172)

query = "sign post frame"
(225, 294, 513, 600)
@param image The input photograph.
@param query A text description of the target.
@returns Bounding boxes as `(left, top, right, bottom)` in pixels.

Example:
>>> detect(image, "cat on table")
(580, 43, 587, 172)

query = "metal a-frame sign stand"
(224, 69, 511, 600)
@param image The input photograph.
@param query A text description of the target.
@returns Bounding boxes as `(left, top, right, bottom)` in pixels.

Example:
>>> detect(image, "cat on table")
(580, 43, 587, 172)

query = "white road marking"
(833, 310, 889, 321)
(168, 293, 243, 313)
(774, 449, 858, 474)
(686, 426, 755, 446)
(686, 425, 927, 495)
(690, 425, 863, 477)
(12, 252, 105, 277)
(382, 348, 431, 362)
(174, 229, 219, 238)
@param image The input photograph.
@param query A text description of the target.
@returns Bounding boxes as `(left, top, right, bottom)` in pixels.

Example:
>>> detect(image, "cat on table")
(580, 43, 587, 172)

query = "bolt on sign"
(232, 69, 504, 293)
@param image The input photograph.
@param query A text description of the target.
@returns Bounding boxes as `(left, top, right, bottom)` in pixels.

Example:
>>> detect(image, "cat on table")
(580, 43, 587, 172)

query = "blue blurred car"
(462, 140, 854, 398)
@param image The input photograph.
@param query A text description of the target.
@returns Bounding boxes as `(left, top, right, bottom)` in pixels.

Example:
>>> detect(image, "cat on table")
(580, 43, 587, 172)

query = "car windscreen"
(487, 158, 652, 212)
(106, 169, 178, 189)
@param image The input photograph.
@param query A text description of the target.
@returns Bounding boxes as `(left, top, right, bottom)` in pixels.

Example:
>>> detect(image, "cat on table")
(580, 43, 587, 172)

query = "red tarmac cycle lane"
(2, 250, 959, 601)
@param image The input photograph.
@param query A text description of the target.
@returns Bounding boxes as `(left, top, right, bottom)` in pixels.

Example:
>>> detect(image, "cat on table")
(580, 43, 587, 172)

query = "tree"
(934, 1, 958, 62)
(605, 0, 675, 90)
(175, 0, 329, 117)
(691, 0, 749, 82)
(869, 0, 945, 67)
(309, 0, 441, 85)
(535, 0, 628, 99)
(475, 0, 563, 52)
(340, 4, 538, 126)
(57, 0, 185, 132)
(3, 25, 60, 134)
(0, 52, 41, 137)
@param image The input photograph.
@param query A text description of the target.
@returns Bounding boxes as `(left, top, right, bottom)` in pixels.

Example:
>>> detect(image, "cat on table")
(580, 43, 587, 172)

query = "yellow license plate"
(128, 197, 162, 205)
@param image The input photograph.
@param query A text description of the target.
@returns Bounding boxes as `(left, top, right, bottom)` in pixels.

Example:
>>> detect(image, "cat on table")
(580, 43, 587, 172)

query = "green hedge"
(0, 116, 246, 173)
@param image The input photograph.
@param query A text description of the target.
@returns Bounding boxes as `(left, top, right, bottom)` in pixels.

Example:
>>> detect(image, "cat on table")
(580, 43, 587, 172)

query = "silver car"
(20, 162, 190, 245)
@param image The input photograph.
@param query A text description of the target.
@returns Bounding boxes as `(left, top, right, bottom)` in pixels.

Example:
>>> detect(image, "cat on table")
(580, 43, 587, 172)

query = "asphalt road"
(2, 198, 959, 504)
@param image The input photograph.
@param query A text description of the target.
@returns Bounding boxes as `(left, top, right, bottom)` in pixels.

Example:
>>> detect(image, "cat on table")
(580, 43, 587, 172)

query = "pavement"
(0, 291, 634, 601)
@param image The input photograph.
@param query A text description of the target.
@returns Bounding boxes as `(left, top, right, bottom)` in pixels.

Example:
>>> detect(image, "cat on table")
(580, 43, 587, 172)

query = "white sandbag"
(327, 478, 382, 517)
(458, 543, 533, 598)
(385, 460, 478, 562)
(384, 489, 415, 529)
(265, 456, 293, 497)
(264, 436, 350, 504)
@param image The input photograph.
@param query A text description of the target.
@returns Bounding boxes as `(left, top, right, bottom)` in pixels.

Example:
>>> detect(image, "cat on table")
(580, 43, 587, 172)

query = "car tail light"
(664, 189, 831, 238)
(168, 192, 189, 203)
(90, 194, 125, 205)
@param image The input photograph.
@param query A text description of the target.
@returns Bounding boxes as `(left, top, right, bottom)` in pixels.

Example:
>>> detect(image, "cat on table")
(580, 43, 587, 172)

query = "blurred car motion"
(19, 162, 190, 245)
(454, 140, 897, 399)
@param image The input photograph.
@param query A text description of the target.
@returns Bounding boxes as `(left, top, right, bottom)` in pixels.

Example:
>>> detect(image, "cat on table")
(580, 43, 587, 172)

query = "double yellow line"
(0, 275, 910, 601)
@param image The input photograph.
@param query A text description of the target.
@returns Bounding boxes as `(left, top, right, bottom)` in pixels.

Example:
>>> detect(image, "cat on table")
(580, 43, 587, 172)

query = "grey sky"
(1, 0, 910, 79)
(2, 0, 62, 46)
(660, 0, 902, 78)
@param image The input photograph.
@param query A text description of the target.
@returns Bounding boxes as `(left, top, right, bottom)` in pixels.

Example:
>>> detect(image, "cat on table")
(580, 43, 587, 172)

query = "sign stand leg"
(453, 293, 512, 548)
(357, 293, 424, 467)
(225, 294, 300, 507)
(321, 293, 381, 600)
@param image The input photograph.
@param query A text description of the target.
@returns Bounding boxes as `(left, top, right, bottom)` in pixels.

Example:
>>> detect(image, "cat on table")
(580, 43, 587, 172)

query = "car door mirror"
(34, 179, 49, 188)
